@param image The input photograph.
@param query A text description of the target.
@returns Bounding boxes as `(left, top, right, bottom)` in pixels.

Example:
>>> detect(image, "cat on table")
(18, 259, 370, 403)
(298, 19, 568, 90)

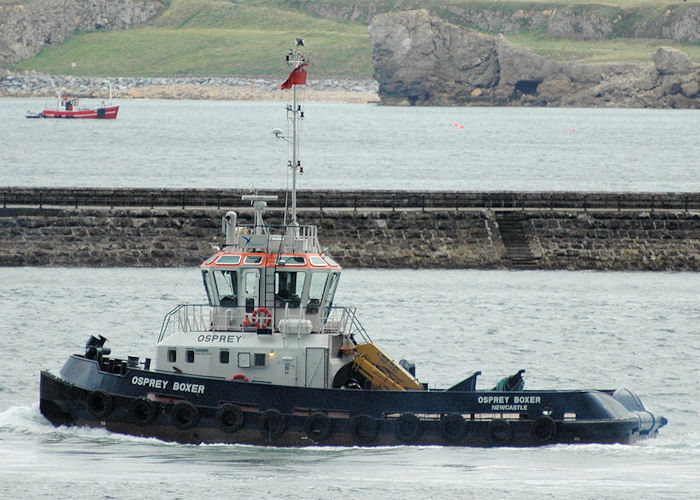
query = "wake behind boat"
(39, 39, 667, 447)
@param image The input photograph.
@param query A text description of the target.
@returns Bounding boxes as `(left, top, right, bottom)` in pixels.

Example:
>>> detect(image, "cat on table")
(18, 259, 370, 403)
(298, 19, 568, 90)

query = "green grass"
(13, 1, 372, 77)
(506, 34, 700, 64)
(10, 0, 700, 77)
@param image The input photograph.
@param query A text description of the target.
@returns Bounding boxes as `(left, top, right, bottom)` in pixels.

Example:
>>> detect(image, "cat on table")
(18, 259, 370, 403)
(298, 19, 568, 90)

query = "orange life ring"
(251, 307, 272, 328)
(231, 374, 250, 382)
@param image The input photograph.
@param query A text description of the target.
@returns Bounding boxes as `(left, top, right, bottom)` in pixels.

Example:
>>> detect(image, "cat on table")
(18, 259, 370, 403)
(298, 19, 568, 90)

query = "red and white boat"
(26, 80, 119, 119)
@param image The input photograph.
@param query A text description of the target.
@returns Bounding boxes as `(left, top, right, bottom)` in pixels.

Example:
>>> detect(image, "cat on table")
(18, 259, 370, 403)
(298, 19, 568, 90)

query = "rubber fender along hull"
(39, 361, 665, 447)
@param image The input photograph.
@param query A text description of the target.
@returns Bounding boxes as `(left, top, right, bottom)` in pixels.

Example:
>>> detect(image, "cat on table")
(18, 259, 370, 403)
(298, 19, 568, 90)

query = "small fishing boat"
(39, 39, 667, 447)
(25, 80, 119, 119)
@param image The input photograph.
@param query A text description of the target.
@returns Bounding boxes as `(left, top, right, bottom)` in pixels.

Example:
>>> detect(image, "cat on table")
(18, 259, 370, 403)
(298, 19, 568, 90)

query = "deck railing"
(157, 304, 366, 343)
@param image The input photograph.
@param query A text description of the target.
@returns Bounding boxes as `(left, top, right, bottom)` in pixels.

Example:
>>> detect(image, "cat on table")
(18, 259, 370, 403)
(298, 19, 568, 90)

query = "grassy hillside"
(10, 0, 700, 77)
(509, 36, 700, 64)
(12, 0, 373, 77)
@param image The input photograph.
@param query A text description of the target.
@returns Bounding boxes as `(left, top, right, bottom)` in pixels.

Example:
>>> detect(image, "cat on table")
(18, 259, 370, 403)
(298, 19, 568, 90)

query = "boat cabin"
(61, 97, 78, 111)
(152, 197, 360, 389)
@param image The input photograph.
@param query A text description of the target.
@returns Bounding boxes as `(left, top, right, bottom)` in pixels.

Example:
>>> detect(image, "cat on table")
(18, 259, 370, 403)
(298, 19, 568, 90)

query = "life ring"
(128, 397, 157, 426)
(86, 389, 113, 419)
(304, 412, 333, 442)
(170, 401, 200, 430)
(257, 409, 286, 440)
(350, 414, 379, 444)
(251, 307, 272, 328)
(439, 413, 466, 443)
(488, 419, 514, 445)
(216, 404, 245, 433)
(231, 374, 250, 383)
(531, 416, 557, 444)
(394, 413, 423, 443)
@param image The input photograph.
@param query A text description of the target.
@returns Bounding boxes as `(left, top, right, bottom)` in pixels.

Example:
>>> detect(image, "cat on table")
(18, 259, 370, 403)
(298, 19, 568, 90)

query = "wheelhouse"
(200, 250, 342, 333)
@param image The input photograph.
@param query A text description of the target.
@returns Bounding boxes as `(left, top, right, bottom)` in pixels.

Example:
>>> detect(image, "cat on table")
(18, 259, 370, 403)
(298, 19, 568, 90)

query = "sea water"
(0, 268, 698, 499)
(1, 97, 699, 192)
(0, 98, 698, 498)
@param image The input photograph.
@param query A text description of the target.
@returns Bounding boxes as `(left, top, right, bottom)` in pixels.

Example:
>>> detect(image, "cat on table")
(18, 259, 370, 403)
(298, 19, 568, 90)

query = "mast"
(284, 38, 308, 228)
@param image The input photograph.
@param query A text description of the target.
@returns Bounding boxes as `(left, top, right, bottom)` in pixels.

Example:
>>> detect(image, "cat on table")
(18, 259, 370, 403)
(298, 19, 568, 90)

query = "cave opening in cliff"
(515, 80, 540, 96)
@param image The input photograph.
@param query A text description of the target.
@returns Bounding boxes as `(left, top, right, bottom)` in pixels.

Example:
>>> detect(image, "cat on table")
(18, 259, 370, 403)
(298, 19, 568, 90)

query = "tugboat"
(40, 39, 667, 447)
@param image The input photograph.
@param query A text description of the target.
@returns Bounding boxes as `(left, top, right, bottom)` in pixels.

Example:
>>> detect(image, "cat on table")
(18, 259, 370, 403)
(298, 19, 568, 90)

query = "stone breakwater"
(0, 71, 379, 103)
(1, 205, 697, 271)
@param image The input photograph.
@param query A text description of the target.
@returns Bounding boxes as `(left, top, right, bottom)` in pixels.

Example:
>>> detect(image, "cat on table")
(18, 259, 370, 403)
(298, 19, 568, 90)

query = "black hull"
(40, 355, 665, 447)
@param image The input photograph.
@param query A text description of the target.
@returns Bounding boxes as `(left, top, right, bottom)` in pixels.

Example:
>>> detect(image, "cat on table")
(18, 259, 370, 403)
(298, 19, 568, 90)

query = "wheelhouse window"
(323, 256, 339, 267)
(309, 256, 326, 267)
(220, 350, 230, 364)
(186, 350, 195, 363)
(277, 255, 306, 266)
(244, 255, 263, 265)
(307, 272, 328, 312)
(275, 270, 306, 307)
(322, 272, 340, 310)
(213, 270, 238, 306)
(216, 255, 241, 265)
(168, 349, 177, 363)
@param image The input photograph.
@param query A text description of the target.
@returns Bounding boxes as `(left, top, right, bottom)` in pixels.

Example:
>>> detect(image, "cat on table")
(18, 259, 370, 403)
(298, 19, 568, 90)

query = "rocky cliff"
(369, 9, 700, 108)
(0, 0, 164, 67)
(290, 0, 700, 43)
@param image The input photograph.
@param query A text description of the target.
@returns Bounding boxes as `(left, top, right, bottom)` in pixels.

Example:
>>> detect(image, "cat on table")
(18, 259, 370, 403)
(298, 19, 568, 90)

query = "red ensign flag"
(281, 63, 308, 89)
